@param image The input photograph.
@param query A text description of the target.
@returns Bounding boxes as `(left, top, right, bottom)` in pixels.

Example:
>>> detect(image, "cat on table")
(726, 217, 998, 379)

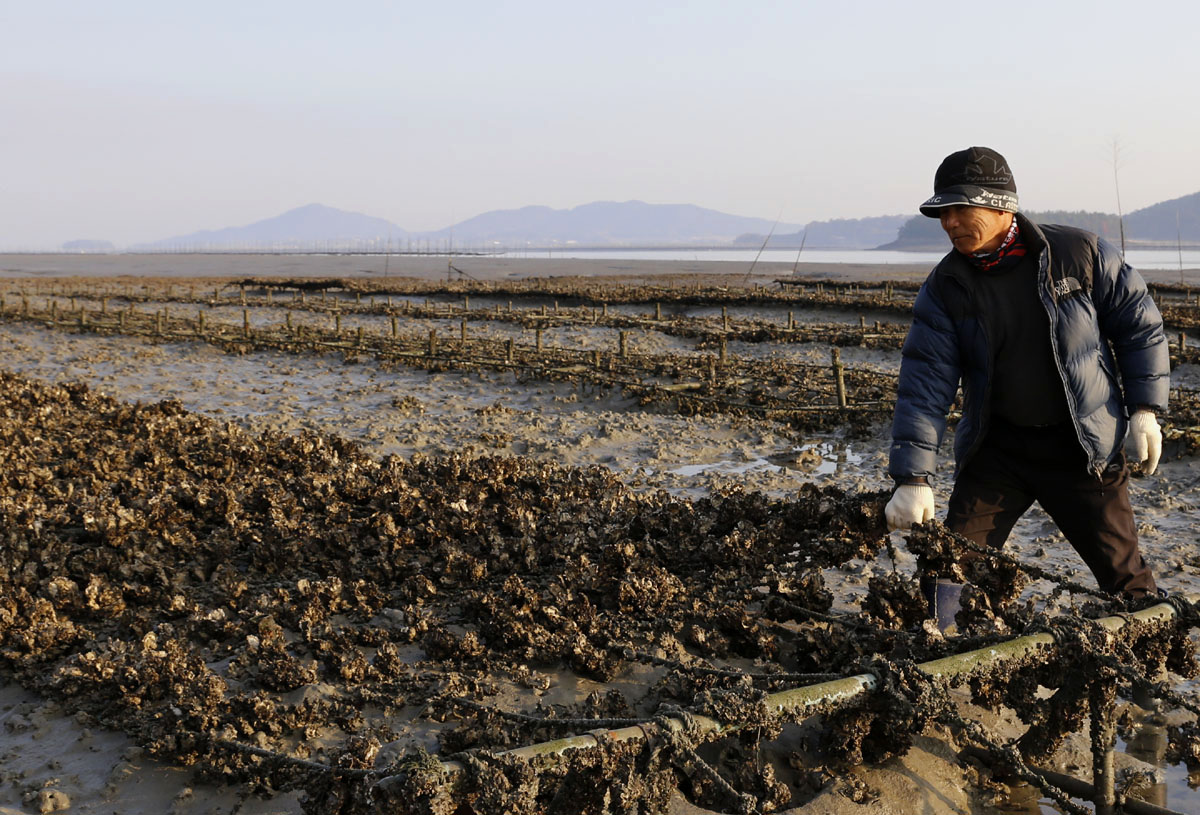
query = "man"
(885, 146, 1169, 601)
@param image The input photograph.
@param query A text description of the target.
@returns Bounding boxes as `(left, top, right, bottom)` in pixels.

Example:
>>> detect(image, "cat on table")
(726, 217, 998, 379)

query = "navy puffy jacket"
(889, 214, 1170, 481)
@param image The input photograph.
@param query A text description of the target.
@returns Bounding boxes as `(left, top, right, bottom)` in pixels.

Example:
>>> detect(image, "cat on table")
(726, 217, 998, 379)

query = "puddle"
(670, 442, 862, 478)
(1033, 714, 1200, 814)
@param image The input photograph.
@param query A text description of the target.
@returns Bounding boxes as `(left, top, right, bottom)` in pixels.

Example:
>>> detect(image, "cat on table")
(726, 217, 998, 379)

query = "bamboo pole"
(376, 598, 1190, 795)
(832, 347, 847, 408)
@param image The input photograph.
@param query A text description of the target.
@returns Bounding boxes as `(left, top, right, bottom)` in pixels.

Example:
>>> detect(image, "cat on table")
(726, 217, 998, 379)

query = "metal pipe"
(375, 598, 1191, 793)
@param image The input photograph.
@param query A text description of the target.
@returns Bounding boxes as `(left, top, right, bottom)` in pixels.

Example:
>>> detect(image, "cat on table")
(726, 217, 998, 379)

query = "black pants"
(946, 419, 1157, 597)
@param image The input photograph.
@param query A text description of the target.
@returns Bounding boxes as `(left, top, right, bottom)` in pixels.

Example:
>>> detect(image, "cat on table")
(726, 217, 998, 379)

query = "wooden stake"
(832, 347, 847, 408)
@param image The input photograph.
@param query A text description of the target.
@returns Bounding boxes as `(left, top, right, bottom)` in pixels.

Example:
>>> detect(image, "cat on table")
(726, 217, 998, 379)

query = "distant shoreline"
(2, 253, 1198, 286)
(0, 253, 935, 283)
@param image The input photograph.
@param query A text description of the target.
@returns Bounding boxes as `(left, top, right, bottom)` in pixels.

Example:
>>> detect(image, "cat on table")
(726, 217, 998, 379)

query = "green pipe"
(378, 597, 1191, 790)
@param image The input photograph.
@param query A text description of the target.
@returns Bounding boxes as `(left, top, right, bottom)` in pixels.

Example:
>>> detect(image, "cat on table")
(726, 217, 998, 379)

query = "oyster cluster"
(0, 370, 895, 811)
(2, 267, 1199, 813)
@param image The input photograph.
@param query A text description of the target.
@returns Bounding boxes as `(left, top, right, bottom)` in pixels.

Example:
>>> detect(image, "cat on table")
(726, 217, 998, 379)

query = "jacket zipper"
(1037, 240, 1103, 476)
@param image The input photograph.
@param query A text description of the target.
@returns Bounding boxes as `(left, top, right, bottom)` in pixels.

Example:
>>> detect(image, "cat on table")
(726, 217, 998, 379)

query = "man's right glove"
(885, 483, 935, 531)
(1128, 409, 1162, 475)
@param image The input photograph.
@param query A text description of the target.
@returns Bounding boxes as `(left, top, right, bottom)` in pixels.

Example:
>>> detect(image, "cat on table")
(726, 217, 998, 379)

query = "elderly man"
(885, 146, 1169, 603)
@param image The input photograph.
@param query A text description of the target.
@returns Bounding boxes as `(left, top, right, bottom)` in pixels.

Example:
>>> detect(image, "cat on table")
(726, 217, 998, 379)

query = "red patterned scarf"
(968, 218, 1026, 271)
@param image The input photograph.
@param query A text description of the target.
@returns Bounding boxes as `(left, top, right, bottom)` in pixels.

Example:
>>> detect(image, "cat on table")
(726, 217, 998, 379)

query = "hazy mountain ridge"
(134, 203, 408, 250)
(426, 201, 800, 246)
(73, 191, 1200, 252)
(129, 201, 799, 251)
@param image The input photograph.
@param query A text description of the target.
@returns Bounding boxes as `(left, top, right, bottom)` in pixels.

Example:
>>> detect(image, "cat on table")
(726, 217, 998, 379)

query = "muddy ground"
(2, 258, 1200, 814)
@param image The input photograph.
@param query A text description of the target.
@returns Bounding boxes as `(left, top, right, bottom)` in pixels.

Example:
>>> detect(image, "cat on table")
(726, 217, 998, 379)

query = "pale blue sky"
(3, 0, 1197, 248)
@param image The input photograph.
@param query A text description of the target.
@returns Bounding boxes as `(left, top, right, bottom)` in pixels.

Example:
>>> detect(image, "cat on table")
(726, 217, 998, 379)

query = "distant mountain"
(426, 201, 801, 246)
(135, 204, 407, 251)
(131, 192, 1200, 253)
(733, 215, 911, 250)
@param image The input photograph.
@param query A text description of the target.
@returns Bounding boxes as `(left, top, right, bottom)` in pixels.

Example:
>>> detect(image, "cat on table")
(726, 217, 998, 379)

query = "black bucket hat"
(919, 146, 1019, 217)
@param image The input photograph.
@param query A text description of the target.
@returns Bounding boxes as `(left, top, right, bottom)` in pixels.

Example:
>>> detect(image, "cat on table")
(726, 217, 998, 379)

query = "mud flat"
(0, 253, 934, 285)
(1, 262, 1199, 814)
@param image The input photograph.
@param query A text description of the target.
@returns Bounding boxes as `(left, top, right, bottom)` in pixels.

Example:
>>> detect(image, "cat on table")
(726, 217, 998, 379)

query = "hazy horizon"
(5, 1, 1199, 249)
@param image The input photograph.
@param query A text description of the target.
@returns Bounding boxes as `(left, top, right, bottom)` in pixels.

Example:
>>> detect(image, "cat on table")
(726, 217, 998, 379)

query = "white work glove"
(885, 483, 935, 531)
(1128, 409, 1162, 475)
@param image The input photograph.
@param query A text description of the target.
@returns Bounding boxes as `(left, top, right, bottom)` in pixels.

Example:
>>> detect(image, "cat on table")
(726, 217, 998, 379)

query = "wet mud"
(2, 270, 1200, 814)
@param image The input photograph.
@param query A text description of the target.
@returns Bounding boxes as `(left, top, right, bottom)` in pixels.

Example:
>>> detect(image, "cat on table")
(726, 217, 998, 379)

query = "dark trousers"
(946, 419, 1157, 597)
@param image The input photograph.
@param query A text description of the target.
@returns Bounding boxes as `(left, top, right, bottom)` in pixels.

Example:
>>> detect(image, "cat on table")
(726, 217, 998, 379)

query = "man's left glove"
(1128, 409, 1162, 475)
